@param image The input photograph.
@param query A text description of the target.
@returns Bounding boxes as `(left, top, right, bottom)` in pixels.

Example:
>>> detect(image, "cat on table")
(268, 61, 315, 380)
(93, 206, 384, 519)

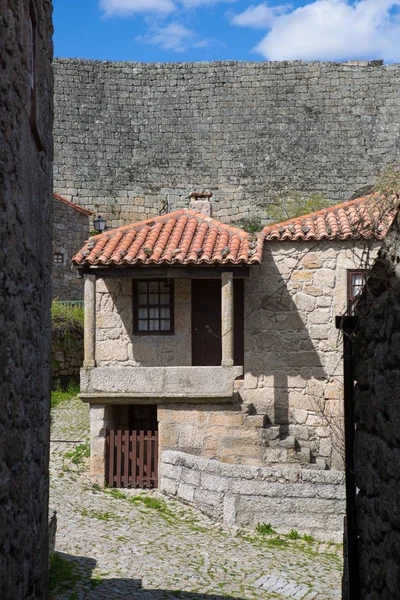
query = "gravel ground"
(49, 396, 343, 600)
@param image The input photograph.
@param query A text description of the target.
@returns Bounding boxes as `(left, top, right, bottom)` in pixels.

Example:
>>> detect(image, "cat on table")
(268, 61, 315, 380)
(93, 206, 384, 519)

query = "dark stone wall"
(0, 2, 53, 598)
(354, 210, 400, 598)
(52, 198, 89, 300)
(53, 58, 400, 228)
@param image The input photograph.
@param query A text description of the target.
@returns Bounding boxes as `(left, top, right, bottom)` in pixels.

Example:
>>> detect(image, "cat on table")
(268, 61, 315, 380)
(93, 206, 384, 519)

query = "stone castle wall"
(160, 450, 345, 542)
(52, 198, 90, 300)
(0, 1, 53, 598)
(354, 211, 400, 598)
(53, 59, 400, 229)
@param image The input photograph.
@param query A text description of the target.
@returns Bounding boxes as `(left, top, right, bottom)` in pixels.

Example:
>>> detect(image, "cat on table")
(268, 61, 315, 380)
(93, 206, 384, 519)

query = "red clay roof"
(73, 209, 263, 267)
(263, 195, 397, 242)
(53, 193, 93, 217)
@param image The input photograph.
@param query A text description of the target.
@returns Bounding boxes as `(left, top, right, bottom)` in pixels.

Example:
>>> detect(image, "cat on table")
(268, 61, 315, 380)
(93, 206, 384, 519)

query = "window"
(133, 280, 174, 334)
(348, 270, 366, 315)
(53, 252, 64, 264)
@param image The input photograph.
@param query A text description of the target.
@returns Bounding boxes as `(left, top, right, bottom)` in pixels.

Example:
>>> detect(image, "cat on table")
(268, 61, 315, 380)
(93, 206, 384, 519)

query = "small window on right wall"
(347, 270, 366, 315)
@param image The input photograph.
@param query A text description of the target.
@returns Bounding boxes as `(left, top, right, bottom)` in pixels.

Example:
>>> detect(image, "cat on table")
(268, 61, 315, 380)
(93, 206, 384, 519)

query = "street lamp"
(93, 215, 106, 233)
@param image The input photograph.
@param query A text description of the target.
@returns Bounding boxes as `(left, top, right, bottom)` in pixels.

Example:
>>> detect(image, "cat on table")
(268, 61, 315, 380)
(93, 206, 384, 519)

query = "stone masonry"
(243, 238, 380, 470)
(52, 195, 91, 300)
(354, 210, 400, 598)
(160, 450, 345, 542)
(83, 236, 380, 471)
(0, 1, 53, 598)
(53, 59, 400, 228)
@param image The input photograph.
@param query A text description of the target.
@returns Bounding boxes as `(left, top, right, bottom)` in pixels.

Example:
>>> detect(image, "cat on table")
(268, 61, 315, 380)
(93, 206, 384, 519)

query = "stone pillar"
(90, 404, 110, 485)
(84, 274, 96, 367)
(221, 272, 234, 367)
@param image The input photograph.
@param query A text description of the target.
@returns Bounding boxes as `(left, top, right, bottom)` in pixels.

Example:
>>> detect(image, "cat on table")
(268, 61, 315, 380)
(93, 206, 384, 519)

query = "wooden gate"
(106, 429, 158, 488)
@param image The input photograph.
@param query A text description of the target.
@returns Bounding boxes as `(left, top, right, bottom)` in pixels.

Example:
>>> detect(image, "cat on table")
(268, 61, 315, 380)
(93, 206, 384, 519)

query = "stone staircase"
(240, 401, 327, 469)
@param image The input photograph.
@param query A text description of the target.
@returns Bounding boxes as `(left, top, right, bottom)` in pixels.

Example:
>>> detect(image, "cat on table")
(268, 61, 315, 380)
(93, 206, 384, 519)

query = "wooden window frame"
(347, 270, 366, 315)
(133, 279, 174, 335)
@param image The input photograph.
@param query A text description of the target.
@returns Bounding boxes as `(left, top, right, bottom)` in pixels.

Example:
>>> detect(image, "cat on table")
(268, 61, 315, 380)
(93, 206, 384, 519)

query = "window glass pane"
(138, 308, 148, 319)
(160, 281, 170, 292)
(138, 320, 148, 331)
(137, 282, 148, 293)
(149, 294, 158, 305)
(160, 320, 170, 331)
(149, 307, 159, 319)
(160, 307, 170, 318)
(149, 319, 159, 330)
(160, 293, 170, 305)
(138, 294, 148, 305)
(149, 282, 159, 293)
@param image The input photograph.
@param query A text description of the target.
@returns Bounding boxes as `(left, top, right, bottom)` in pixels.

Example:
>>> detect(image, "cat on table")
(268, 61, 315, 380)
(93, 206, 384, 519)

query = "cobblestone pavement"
(50, 397, 343, 600)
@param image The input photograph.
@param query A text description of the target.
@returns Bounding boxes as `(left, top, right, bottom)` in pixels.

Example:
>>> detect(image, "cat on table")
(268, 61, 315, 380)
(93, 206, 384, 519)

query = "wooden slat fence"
(106, 429, 158, 488)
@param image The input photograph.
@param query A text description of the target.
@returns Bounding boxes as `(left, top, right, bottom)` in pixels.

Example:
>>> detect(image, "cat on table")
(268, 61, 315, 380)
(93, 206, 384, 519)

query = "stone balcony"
(79, 365, 243, 403)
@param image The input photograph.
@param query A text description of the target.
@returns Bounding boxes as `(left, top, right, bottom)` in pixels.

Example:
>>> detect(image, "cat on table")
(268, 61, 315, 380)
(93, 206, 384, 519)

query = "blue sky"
(54, 0, 400, 63)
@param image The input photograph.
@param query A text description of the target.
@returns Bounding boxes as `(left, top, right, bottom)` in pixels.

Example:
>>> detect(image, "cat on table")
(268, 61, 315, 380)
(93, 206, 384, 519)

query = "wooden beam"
(77, 266, 251, 279)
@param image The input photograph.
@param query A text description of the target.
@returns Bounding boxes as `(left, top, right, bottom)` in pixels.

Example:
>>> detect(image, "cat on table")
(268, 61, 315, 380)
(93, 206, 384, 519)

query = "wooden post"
(221, 272, 234, 367)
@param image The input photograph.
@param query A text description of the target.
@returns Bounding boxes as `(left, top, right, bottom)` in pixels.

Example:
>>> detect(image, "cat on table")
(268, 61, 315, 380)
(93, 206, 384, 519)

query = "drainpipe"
(335, 315, 359, 600)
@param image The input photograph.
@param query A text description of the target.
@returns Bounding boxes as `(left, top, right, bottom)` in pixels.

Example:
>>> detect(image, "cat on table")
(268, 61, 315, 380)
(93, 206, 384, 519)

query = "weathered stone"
(1, 2, 53, 597)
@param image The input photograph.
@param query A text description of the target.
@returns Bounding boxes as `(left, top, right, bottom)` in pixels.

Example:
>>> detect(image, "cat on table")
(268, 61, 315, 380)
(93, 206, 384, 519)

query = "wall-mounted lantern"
(93, 215, 106, 233)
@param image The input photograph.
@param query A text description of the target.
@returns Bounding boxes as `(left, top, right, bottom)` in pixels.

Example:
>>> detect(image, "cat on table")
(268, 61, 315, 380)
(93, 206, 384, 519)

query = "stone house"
(52, 192, 92, 300)
(73, 193, 393, 495)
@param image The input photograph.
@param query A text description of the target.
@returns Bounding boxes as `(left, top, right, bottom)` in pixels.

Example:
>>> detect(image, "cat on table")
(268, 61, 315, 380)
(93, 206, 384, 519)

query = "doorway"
(191, 279, 244, 367)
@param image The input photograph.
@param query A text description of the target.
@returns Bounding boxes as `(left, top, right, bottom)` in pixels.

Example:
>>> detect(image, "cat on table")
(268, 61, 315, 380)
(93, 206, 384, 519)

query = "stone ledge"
(80, 365, 243, 398)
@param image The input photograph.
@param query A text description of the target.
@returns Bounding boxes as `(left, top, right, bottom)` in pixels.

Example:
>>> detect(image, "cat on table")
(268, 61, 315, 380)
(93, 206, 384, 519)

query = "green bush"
(51, 300, 84, 338)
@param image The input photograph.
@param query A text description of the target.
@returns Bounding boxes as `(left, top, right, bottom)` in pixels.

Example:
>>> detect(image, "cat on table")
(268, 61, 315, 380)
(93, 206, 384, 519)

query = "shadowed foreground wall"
(54, 59, 400, 228)
(0, 2, 53, 598)
(354, 210, 400, 598)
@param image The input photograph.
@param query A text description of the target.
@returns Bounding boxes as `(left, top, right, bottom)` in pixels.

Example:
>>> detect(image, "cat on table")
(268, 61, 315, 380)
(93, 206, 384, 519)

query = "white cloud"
(180, 0, 237, 5)
(136, 23, 195, 51)
(232, 0, 400, 62)
(230, 3, 290, 29)
(99, 0, 176, 17)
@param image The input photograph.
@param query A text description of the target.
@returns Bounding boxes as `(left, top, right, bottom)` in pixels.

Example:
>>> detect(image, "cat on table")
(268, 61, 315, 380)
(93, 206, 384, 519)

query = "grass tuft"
(287, 529, 301, 540)
(256, 522, 276, 536)
(51, 383, 80, 409)
(65, 441, 90, 465)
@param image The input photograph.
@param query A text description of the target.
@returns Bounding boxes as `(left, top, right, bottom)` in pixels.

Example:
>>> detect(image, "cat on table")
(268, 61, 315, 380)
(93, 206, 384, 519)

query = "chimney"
(189, 191, 213, 217)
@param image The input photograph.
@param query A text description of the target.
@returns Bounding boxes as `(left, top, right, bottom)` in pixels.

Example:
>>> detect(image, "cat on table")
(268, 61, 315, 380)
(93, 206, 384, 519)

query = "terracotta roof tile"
(73, 210, 263, 267)
(53, 193, 93, 217)
(263, 195, 397, 242)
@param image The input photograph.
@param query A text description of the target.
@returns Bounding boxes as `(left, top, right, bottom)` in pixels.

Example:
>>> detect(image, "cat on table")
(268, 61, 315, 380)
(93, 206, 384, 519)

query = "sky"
(53, 0, 400, 63)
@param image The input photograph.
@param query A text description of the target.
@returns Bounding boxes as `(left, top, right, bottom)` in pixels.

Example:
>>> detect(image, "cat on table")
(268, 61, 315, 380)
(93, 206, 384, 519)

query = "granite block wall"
(354, 210, 400, 598)
(53, 58, 400, 228)
(0, 1, 53, 598)
(95, 277, 191, 367)
(52, 197, 90, 300)
(243, 239, 380, 469)
(160, 450, 345, 542)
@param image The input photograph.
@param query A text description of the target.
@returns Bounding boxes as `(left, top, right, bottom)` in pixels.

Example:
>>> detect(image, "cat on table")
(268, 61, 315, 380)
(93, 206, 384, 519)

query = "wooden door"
(192, 279, 221, 366)
(191, 279, 244, 367)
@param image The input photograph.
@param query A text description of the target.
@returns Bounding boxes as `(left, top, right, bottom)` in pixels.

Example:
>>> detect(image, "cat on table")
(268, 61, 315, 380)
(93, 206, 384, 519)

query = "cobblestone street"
(50, 397, 343, 599)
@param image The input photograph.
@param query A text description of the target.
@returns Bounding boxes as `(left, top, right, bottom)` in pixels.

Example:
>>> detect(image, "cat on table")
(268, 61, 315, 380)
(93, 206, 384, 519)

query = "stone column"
(84, 274, 96, 367)
(221, 272, 234, 367)
(90, 404, 109, 485)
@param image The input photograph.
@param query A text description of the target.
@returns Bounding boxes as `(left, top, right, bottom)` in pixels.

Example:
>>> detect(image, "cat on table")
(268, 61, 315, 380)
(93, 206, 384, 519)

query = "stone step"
(240, 401, 255, 415)
(245, 414, 267, 428)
